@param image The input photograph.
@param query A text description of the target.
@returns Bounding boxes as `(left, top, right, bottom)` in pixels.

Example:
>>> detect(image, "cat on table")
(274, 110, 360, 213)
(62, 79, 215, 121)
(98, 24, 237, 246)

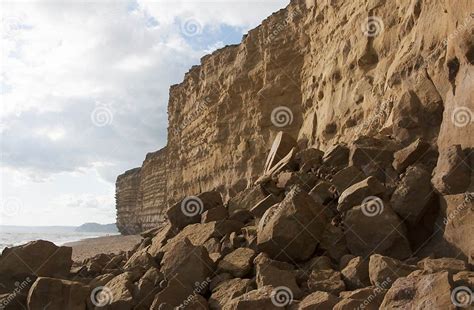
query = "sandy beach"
(64, 234, 142, 262)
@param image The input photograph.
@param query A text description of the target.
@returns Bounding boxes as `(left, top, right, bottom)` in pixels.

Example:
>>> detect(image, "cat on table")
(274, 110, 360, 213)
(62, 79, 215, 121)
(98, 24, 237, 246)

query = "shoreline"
(64, 234, 142, 262)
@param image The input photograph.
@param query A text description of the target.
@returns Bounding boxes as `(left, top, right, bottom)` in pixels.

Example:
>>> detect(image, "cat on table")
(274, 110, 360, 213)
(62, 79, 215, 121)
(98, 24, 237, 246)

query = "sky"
(0, 0, 289, 226)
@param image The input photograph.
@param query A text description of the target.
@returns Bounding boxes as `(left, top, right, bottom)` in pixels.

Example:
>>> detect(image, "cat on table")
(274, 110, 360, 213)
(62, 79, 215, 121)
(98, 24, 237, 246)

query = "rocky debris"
(331, 166, 366, 194)
(417, 257, 468, 274)
(295, 291, 340, 309)
(209, 278, 253, 310)
(202, 205, 228, 223)
(160, 238, 214, 288)
(0, 240, 72, 279)
(224, 286, 277, 309)
(257, 186, 328, 262)
(380, 271, 455, 309)
(296, 148, 324, 173)
(344, 203, 412, 260)
(103, 271, 138, 308)
(341, 256, 370, 290)
(432, 144, 471, 194)
(368, 254, 417, 287)
(338, 176, 385, 212)
(228, 185, 267, 215)
(393, 138, 431, 173)
(217, 248, 256, 277)
(390, 164, 435, 226)
(249, 194, 282, 218)
(167, 191, 223, 230)
(308, 180, 335, 205)
(335, 286, 387, 310)
(307, 269, 346, 295)
(27, 277, 91, 310)
(319, 225, 348, 262)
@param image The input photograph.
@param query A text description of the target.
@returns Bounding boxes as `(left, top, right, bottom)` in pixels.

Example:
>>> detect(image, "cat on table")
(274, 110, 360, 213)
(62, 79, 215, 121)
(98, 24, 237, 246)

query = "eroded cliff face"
(116, 0, 473, 241)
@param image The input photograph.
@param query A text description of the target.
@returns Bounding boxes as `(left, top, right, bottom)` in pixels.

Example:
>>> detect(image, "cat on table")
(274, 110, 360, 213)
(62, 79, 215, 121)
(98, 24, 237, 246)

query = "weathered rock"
(349, 138, 395, 170)
(27, 277, 90, 310)
(0, 240, 72, 280)
(432, 144, 471, 194)
(368, 254, 417, 287)
(89, 273, 116, 289)
(150, 278, 206, 309)
(147, 223, 174, 258)
(209, 273, 233, 292)
(307, 269, 345, 295)
(276, 171, 317, 192)
(102, 271, 139, 309)
(308, 181, 335, 205)
(123, 248, 156, 272)
(255, 256, 302, 299)
(203, 238, 221, 254)
(160, 238, 214, 288)
(380, 271, 455, 309)
(228, 185, 267, 216)
(263, 131, 298, 173)
(217, 247, 256, 277)
(322, 144, 349, 168)
(296, 148, 324, 172)
(335, 286, 388, 310)
(393, 138, 431, 173)
(134, 267, 164, 309)
(344, 203, 412, 260)
(257, 186, 328, 262)
(331, 166, 366, 194)
(341, 256, 370, 290)
(202, 205, 228, 223)
(390, 164, 434, 226)
(417, 257, 468, 274)
(319, 225, 349, 262)
(224, 286, 280, 310)
(250, 194, 281, 218)
(295, 291, 340, 310)
(453, 271, 474, 287)
(338, 176, 385, 212)
(209, 278, 253, 310)
(304, 256, 333, 272)
(167, 191, 223, 230)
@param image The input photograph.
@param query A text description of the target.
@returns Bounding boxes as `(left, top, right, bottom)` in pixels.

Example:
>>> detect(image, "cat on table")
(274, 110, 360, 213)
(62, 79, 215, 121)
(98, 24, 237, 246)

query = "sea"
(0, 226, 118, 252)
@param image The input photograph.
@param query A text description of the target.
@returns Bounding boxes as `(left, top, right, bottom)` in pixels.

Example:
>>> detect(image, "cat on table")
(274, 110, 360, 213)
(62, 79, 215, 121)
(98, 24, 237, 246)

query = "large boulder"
(307, 269, 346, 295)
(331, 166, 366, 193)
(337, 176, 385, 212)
(0, 240, 72, 280)
(417, 257, 468, 274)
(393, 138, 431, 173)
(341, 256, 370, 290)
(134, 267, 164, 309)
(160, 238, 214, 289)
(257, 186, 328, 262)
(217, 248, 256, 278)
(225, 286, 287, 309)
(344, 203, 412, 260)
(102, 271, 139, 309)
(167, 191, 223, 230)
(432, 144, 471, 194)
(380, 271, 455, 309)
(322, 144, 349, 168)
(334, 286, 388, 310)
(368, 254, 417, 287)
(390, 164, 435, 226)
(209, 278, 253, 310)
(296, 291, 340, 309)
(228, 185, 268, 216)
(150, 278, 207, 309)
(27, 277, 90, 310)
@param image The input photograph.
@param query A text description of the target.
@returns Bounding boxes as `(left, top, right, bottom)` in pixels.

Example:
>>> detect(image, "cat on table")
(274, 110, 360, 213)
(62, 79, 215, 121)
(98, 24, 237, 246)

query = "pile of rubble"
(0, 132, 472, 309)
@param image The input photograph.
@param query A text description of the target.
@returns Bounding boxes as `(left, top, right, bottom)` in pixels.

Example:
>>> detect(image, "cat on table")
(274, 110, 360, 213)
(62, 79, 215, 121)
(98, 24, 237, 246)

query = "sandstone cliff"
(116, 0, 473, 246)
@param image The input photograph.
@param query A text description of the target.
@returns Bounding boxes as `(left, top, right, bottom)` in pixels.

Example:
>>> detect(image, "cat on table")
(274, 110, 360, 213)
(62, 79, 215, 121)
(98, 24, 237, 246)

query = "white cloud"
(0, 0, 289, 225)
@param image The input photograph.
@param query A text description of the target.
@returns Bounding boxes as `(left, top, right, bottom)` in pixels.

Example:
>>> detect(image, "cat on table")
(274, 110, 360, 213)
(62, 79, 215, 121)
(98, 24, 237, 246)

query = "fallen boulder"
(432, 144, 471, 194)
(338, 176, 385, 212)
(368, 254, 417, 287)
